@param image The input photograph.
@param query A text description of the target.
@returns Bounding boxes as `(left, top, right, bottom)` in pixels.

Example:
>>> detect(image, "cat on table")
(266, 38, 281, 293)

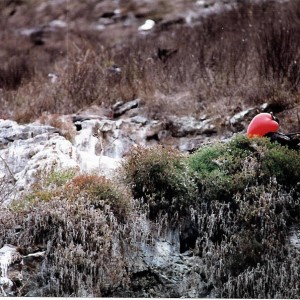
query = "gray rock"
(168, 116, 217, 137)
(130, 115, 148, 125)
(229, 103, 269, 132)
(0, 119, 123, 204)
(230, 108, 255, 126)
(178, 136, 216, 152)
(112, 99, 140, 117)
(0, 244, 22, 296)
(0, 120, 57, 148)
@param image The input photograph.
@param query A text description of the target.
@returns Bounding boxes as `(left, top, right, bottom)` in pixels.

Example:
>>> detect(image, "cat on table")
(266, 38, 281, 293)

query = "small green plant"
(121, 145, 196, 221)
(45, 168, 77, 188)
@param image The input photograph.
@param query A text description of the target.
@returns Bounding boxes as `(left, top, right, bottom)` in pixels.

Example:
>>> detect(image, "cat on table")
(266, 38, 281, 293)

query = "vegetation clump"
(186, 135, 300, 298)
(120, 135, 300, 297)
(1, 168, 138, 297)
(69, 174, 133, 222)
(188, 135, 300, 201)
(120, 145, 196, 222)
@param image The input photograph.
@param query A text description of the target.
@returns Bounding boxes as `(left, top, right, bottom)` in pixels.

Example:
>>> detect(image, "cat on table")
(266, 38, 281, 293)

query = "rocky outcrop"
(1, 98, 272, 204)
(0, 100, 270, 296)
(167, 116, 217, 137)
(1, 99, 255, 205)
(0, 226, 210, 297)
(0, 120, 78, 204)
(112, 99, 140, 118)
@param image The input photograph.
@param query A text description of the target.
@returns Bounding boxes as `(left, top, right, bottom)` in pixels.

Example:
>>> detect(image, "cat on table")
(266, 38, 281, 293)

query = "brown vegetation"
(0, 0, 299, 131)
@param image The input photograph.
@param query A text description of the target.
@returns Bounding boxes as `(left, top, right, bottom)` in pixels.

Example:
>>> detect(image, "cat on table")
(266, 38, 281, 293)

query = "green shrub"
(260, 143, 300, 187)
(188, 135, 300, 202)
(121, 145, 196, 221)
(44, 168, 77, 188)
(188, 135, 256, 201)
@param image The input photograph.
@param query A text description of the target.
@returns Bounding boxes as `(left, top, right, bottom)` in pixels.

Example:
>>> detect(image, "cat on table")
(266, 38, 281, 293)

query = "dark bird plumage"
(265, 132, 300, 150)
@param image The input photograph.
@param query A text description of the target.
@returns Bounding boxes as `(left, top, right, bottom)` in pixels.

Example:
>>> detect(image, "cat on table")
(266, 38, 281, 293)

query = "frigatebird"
(247, 112, 300, 150)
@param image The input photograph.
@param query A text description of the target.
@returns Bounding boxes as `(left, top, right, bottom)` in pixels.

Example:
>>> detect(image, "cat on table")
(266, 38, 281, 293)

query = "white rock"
(196, 0, 206, 5)
(138, 19, 155, 31)
(0, 113, 177, 204)
(0, 244, 19, 289)
(49, 19, 67, 28)
(230, 108, 255, 126)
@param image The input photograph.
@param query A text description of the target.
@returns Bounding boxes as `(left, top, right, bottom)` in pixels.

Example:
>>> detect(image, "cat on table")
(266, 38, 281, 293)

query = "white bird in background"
(138, 19, 155, 31)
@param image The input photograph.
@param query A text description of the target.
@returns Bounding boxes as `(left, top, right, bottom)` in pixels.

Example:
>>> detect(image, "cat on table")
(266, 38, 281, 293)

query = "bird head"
(247, 112, 280, 138)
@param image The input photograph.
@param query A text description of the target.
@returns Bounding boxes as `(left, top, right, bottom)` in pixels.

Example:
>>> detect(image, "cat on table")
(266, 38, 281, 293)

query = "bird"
(247, 112, 300, 149)
(247, 112, 280, 138)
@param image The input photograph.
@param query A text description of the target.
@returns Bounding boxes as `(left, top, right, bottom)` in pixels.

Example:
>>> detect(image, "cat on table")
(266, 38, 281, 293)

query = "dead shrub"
(0, 55, 34, 90)
(1, 0, 300, 131)
(256, 12, 300, 89)
(69, 174, 133, 222)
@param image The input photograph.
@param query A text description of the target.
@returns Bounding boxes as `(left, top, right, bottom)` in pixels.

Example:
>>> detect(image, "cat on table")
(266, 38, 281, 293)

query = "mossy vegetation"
(188, 135, 300, 200)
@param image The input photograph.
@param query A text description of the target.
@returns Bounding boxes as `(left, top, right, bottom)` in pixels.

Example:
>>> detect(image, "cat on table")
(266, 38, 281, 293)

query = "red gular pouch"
(247, 113, 280, 138)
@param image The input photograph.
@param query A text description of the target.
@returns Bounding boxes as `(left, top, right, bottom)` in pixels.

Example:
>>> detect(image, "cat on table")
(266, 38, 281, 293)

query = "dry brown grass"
(0, 0, 299, 127)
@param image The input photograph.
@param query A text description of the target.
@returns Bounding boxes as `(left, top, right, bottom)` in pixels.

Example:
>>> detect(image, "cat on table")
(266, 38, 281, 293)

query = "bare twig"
(0, 155, 16, 183)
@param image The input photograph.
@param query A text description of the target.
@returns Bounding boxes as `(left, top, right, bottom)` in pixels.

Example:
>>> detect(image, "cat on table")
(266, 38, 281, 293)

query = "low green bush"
(187, 135, 256, 202)
(188, 135, 300, 202)
(260, 143, 300, 187)
(121, 145, 196, 221)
